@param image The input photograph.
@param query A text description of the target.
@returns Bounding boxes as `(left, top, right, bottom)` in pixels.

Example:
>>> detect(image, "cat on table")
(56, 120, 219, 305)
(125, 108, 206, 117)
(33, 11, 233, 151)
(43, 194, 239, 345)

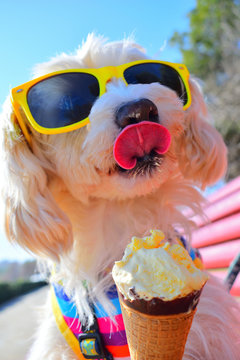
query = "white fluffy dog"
(1, 35, 239, 359)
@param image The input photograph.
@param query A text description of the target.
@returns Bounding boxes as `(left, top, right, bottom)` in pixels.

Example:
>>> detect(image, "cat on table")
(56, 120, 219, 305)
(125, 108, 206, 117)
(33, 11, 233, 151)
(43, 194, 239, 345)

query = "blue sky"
(0, 0, 195, 261)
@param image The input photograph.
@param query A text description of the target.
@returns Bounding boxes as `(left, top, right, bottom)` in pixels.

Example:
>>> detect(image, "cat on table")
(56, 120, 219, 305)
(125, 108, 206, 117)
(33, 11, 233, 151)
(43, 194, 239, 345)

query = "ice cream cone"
(112, 230, 208, 359)
(120, 297, 196, 360)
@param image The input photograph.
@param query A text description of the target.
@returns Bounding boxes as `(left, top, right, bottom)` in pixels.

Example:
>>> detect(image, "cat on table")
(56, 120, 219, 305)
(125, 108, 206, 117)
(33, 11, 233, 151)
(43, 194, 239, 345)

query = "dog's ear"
(177, 79, 227, 189)
(0, 98, 73, 261)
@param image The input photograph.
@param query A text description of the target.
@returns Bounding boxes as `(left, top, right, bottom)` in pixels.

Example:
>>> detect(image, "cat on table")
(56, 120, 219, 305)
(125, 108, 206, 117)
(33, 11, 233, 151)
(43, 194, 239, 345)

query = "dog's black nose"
(115, 98, 159, 129)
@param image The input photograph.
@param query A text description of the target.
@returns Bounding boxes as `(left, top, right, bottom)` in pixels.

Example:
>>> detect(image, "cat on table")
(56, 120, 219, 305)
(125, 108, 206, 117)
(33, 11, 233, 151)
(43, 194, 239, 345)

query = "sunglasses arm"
(10, 98, 33, 147)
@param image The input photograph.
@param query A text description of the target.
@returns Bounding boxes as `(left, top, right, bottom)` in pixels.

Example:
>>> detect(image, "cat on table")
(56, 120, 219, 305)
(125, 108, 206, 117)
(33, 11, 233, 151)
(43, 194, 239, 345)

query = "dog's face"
(28, 39, 183, 203)
(25, 36, 224, 202)
(38, 76, 184, 203)
(1, 35, 227, 260)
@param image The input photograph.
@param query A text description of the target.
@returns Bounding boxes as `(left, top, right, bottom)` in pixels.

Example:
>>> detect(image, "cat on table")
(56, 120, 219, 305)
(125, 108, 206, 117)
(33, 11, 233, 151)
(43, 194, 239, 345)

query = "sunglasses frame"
(10, 60, 191, 144)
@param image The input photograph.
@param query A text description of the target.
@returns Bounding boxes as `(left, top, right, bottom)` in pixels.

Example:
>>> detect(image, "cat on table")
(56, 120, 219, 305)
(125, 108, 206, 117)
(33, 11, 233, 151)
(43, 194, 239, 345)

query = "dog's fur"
(1, 34, 239, 359)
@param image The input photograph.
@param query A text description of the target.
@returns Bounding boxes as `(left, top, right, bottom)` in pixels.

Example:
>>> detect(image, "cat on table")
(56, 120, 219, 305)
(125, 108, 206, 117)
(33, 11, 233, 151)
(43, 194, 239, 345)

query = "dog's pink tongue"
(113, 121, 171, 170)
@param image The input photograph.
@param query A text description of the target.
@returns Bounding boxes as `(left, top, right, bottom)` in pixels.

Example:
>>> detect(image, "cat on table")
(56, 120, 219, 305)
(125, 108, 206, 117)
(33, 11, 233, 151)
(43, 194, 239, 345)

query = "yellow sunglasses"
(11, 60, 191, 145)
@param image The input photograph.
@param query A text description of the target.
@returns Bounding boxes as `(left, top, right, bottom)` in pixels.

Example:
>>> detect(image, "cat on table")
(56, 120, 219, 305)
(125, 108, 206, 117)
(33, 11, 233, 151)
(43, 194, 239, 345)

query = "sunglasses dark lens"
(124, 63, 187, 105)
(27, 73, 100, 128)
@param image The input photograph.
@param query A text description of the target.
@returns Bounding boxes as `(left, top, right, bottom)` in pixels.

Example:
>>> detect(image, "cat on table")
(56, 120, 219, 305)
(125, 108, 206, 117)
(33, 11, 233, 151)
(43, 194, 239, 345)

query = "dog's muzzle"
(113, 99, 171, 171)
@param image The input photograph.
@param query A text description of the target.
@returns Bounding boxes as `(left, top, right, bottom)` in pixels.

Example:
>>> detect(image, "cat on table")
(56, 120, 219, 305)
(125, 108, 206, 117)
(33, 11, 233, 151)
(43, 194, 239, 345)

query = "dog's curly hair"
(1, 35, 239, 359)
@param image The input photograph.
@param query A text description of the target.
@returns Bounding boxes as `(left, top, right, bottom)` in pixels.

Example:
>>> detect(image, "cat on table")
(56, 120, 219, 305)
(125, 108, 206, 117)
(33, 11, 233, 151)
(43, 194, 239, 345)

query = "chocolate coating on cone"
(119, 287, 203, 315)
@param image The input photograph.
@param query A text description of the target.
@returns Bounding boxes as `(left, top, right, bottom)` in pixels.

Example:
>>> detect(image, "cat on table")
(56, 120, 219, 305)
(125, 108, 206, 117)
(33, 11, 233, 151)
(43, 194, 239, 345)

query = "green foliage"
(171, 0, 240, 78)
(171, 0, 240, 180)
(0, 280, 47, 305)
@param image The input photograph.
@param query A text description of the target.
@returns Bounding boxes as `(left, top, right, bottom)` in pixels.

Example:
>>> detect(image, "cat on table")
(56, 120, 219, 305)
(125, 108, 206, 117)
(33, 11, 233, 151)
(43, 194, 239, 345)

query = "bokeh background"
(0, 1, 239, 359)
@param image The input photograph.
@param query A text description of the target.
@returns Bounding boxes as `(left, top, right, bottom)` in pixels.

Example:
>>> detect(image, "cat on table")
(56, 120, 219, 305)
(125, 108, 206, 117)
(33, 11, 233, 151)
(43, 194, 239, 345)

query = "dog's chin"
(87, 152, 174, 201)
(115, 151, 164, 178)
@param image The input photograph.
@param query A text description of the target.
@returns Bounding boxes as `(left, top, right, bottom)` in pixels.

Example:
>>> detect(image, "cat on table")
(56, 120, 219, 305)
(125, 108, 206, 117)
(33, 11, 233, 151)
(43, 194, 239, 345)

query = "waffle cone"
(120, 298, 196, 360)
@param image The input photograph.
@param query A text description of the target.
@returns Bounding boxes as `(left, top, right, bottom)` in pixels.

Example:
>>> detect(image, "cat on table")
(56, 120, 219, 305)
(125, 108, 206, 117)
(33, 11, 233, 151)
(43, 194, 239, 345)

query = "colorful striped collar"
(51, 283, 130, 360)
(51, 238, 203, 360)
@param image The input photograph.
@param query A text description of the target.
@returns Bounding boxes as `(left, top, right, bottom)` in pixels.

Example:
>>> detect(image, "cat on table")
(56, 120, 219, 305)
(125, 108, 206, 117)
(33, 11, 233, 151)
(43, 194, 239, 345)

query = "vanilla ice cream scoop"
(112, 230, 208, 302)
